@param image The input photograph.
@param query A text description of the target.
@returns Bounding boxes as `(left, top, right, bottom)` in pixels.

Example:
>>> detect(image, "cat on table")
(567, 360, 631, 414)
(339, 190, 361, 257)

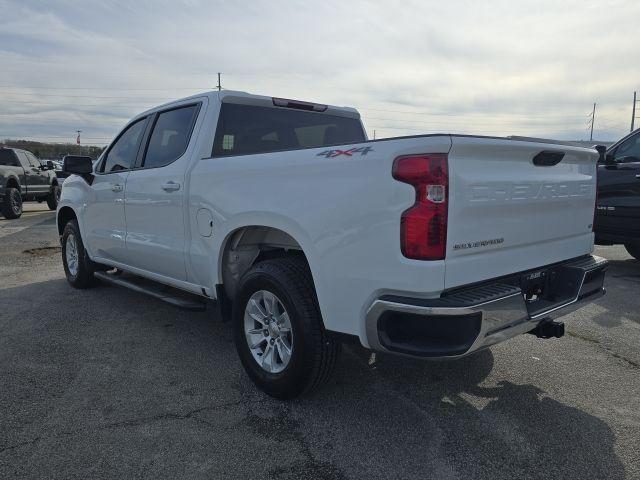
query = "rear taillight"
(392, 154, 448, 260)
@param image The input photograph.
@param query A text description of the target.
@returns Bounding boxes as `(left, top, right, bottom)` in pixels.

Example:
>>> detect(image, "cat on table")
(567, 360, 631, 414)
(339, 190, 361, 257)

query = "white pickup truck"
(58, 90, 608, 399)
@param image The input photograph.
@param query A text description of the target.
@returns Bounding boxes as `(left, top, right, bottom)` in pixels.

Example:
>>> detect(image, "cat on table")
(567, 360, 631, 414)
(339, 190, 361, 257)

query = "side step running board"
(94, 271, 207, 311)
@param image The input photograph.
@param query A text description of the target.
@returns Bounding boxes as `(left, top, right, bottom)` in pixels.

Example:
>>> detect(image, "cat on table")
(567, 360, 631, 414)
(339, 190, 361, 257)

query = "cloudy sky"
(0, 0, 638, 146)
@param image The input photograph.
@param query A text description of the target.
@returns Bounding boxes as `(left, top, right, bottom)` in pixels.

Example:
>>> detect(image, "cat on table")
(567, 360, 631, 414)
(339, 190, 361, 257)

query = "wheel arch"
(5, 176, 20, 191)
(57, 206, 77, 236)
(218, 224, 316, 302)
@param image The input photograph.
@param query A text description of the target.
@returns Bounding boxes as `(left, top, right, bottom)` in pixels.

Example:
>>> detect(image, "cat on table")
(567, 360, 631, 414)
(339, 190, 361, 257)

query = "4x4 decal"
(317, 146, 373, 158)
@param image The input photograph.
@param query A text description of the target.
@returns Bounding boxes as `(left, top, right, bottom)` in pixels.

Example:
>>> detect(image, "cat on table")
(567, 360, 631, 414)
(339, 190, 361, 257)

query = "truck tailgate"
(445, 136, 597, 289)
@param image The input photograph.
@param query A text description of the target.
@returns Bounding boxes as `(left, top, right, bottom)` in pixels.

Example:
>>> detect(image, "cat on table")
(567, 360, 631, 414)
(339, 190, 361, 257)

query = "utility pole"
(373, 130, 376, 140)
(632, 91, 637, 133)
(589, 103, 596, 141)
(217, 72, 222, 91)
(76, 130, 82, 154)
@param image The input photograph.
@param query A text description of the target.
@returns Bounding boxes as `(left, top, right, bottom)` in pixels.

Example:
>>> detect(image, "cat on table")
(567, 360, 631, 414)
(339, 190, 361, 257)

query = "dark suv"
(0, 147, 60, 219)
(594, 129, 640, 259)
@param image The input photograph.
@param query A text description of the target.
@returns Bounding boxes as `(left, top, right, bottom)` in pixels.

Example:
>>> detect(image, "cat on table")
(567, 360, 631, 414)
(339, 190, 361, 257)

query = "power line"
(598, 121, 629, 130)
(0, 100, 624, 127)
(0, 85, 212, 91)
(0, 135, 112, 139)
(0, 99, 164, 111)
(0, 88, 623, 123)
(358, 107, 589, 119)
(1, 99, 595, 121)
(1, 84, 630, 143)
(2, 92, 186, 100)
(0, 80, 615, 105)
(363, 116, 586, 126)
(367, 125, 590, 133)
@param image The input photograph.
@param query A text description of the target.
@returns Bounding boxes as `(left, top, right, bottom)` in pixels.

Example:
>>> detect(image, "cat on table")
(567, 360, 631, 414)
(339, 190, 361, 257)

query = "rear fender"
(214, 213, 319, 289)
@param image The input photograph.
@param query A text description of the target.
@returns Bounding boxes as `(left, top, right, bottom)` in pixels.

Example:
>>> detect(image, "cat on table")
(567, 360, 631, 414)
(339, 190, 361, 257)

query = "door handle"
(636, 174, 640, 179)
(111, 183, 123, 192)
(161, 181, 181, 192)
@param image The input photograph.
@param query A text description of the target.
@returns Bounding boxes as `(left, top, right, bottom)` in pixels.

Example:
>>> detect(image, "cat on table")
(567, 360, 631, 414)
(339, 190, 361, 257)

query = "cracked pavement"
(1, 204, 639, 479)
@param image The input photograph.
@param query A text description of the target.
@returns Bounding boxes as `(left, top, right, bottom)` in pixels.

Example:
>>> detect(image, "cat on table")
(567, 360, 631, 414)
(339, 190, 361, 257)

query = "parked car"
(57, 90, 607, 399)
(0, 147, 61, 219)
(50, 159, 71, 184)
(594, 128, 640, 259)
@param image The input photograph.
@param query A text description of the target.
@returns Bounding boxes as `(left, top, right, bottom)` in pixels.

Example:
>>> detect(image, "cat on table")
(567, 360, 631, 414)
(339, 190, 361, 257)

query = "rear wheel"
(624, 244, 640, 260)
(62, 219, 96, 288)
(1, 187, 22, 219)
(47, 184, 61, 210)
(232, 257, 340, 399)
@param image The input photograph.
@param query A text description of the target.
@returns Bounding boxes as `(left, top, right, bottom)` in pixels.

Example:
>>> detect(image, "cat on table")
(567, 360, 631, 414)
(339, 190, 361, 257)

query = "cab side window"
(25, 152, 40, 168)
(613, 133, 640, 163)
(15, 151, 31, 169)
(143, 105, 199, 169)
(102, 118, 147, 173)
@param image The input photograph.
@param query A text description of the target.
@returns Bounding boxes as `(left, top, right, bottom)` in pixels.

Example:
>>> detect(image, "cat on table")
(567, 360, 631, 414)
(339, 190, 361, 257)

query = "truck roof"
(137, 90, 360, 120)
(0, 146, 27, 154)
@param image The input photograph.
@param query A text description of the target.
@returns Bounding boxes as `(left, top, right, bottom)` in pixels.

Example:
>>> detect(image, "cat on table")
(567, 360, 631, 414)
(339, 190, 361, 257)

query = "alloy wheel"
(243, 290, 293, 374)
(65, 234, 79, 277)
(11, 191, 22, 215)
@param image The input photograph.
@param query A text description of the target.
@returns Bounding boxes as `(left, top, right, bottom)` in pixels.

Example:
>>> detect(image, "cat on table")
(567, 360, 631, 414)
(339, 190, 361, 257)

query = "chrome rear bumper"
(365, 255, 608, 359)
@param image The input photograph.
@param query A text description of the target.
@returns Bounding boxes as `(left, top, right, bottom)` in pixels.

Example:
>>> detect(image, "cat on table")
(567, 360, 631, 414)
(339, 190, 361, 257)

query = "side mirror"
(46, 160, 55, 170)
(62, 155, 93, 175)
(594, 145, 607, 163)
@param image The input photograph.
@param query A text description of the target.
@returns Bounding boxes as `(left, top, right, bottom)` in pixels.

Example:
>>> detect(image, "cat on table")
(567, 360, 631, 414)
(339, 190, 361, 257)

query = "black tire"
(624, 244, 640, 261)
(1, 187, 23, 219)
(232, 257, 340, 399)
(47, 184, 61, 210)
(61, 219, 96, 289)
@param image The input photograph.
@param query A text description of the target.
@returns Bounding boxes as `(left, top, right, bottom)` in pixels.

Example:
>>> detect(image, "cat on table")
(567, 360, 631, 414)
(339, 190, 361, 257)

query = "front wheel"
(624, 244, 640, 261)
(62, 219, 96, 288)
(47, 184, 61, 210)
(232, 257, 340, 399)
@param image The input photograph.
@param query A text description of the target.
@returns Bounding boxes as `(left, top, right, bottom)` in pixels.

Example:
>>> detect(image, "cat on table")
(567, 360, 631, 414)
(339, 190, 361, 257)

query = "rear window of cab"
(212, 103, 365, 156)
(0, 149, 19, 166)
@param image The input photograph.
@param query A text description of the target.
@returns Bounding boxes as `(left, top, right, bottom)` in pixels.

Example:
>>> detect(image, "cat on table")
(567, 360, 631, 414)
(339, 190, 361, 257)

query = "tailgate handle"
(533, 151, 565, 167)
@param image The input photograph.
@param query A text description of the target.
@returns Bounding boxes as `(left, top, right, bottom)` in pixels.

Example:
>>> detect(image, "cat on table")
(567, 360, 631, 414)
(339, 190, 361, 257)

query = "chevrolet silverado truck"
(57, 90, 608, 399)
(0, 146, 60, 219)
(594, 128, 640, 259)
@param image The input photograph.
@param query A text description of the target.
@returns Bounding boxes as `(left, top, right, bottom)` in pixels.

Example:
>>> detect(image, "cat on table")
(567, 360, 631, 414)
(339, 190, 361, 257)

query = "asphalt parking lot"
(1, 204, 639, 480)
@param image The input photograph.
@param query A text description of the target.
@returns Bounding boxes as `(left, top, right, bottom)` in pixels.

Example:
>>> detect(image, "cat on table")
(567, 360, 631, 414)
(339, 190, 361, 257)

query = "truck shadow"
(0, 278, 626, 480)
(590, 258, 640, 327)
(311, 347, 626, 480)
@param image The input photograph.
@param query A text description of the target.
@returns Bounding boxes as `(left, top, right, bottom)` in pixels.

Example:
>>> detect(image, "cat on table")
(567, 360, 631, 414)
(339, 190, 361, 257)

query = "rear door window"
(102, 118, 147, 173)
(143, 104, 199, 169)
(212, 103, 365, 156)
(15, 151, 31, 169)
